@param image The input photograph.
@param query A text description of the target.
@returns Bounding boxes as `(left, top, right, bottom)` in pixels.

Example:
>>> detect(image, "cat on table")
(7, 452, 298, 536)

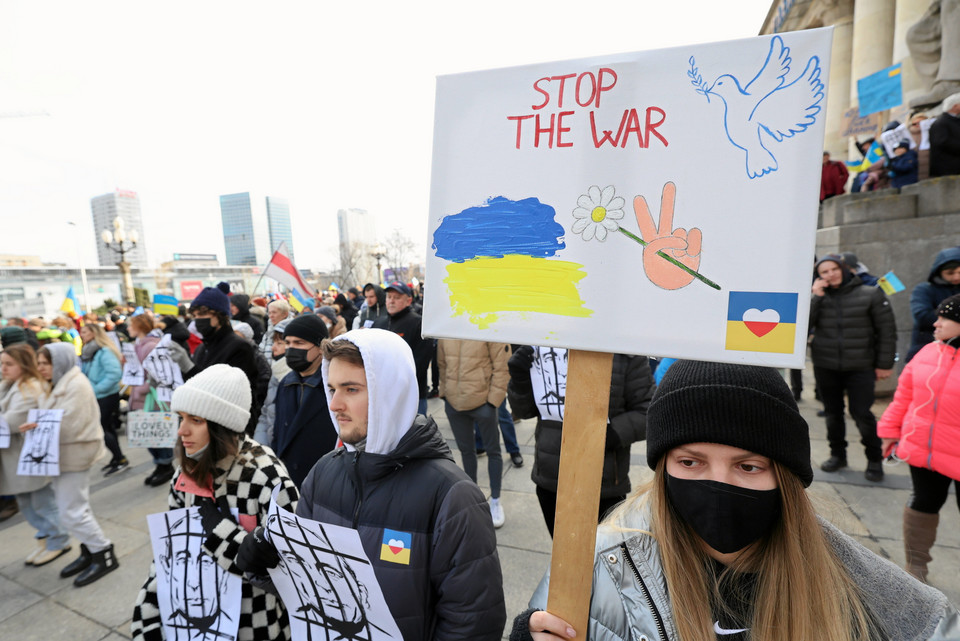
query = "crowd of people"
(1, 249, 960, 639)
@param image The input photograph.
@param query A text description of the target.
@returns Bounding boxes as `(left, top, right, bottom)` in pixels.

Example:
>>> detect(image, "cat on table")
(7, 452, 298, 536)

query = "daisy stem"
(617, 227, 721, 290)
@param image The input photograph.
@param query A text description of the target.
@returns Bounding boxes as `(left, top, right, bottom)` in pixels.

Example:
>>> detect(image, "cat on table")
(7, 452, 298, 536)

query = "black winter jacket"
(374, 306, 434, 398)
(297, 416, 506, 641)
(810, 275, 897, 371)
(272, 367, 338, 488)
(507, 347, 654, 498)
(907, 247, 960, 361)
(187, 323, 264, 433)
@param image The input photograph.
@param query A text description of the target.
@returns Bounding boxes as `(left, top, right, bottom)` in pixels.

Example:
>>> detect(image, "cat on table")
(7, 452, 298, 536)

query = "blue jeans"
(148, 447, 173, 465)
(418, 398, 428, 416)
(17, 484, 69, 550)
(475, 400, 519, 454)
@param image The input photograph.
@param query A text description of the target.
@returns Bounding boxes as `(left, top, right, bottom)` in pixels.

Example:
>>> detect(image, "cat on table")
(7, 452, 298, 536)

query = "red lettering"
(596, 68, 617, 107)
(557, 111, 574, 148)
(532, 78, 550, 110)
(620, 109, 645, 148)
(552, 74, 576, 108)
(575, 72, 596, 107)
(534, 112, 556, 148)
(507, 114, 534, 149)
(589, 110, 626, 147)
(645, 106, 668, 147)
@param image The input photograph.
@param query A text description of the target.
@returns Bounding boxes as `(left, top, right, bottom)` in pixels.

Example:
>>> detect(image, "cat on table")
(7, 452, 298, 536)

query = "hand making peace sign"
(633, 181, 703, 290)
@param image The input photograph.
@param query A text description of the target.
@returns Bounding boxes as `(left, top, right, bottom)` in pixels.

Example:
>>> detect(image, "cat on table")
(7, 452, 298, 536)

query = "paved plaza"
(1, 366, 958, 640)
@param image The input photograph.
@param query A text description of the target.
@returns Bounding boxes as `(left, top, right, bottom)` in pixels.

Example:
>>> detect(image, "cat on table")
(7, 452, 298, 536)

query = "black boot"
(60, 543, 92, 578)
(74, 544, 119, 587)
(144, 464, 174, 487)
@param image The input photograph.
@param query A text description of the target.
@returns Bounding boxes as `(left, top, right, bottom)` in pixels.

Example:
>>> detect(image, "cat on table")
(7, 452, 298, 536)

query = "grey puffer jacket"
(810, 274, 897, 371)
(515, 507, 960, 641)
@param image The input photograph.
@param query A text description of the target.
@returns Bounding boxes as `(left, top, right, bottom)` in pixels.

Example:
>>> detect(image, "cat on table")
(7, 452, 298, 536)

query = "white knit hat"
(171, 364, 251, 433)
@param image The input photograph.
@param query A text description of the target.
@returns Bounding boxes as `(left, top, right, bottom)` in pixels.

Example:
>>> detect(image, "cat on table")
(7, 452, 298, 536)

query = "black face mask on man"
(285, 346, 317, 373)
(194, 318, 217, 340)
(665, 473, 781, 554)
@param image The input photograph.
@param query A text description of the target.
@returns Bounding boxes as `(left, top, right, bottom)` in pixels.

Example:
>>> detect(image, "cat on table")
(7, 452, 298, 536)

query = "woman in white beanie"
(131, 364, 299, 641)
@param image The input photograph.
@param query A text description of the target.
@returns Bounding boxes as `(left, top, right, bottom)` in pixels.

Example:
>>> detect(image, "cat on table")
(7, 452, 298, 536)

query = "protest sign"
(425, 29, 832, 369)
(18, 409, 63, 476)
(147, 507, 242, 641)
(265, 487, 402, 641)
(0, 415, 9, 449)
(857, 63, 903, 116)
(142, 334, 184, 402)
(840, 107, 880, 137)
(121, 342, 145, 386)
(128, 410, 178, 448)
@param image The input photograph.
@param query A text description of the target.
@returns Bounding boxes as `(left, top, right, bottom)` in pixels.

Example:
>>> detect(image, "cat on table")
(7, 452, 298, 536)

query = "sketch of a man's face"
(534, 347, 568, 405)
(160, 516, 230, 637)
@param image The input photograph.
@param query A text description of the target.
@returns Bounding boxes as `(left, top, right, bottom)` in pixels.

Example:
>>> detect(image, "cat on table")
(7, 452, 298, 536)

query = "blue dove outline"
(688, 35, 824, 179)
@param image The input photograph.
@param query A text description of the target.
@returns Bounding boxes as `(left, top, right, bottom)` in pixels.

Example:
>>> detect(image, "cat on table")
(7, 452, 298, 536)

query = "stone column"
(894, 0, 934, 109)
(825, 20, 855, 156)
(849, 0, 896, 106)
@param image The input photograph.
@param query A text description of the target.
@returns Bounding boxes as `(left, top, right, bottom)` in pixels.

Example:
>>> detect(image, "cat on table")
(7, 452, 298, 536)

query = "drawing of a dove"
(697, 35, 824, 179)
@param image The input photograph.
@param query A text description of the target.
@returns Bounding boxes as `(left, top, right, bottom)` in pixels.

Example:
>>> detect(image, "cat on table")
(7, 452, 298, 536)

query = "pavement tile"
(0, 574, 43, 624)
(2, 599, 111, 641)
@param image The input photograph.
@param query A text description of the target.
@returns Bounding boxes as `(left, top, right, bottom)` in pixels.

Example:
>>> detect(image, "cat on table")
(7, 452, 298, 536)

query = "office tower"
(91, 190, 149, 268)
(220, 192, 295, 266)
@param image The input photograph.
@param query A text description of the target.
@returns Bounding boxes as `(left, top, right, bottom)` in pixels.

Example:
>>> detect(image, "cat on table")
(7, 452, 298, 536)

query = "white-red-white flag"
(262, 242, 315, 297)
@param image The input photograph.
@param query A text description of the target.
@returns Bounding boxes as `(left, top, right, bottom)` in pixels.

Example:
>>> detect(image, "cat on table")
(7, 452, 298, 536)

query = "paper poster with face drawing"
(425, 28, 833, 368)
(0, 415, 10, 449)
(17, 409, 62, 476)
(265, 487, 402, 641)
(147, 507, 243, 641)
(122, 342, 145, 386)
(142, 334, 184, 403)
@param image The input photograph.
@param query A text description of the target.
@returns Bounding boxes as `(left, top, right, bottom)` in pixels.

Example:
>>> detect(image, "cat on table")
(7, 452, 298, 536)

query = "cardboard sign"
(127, 410, 178, 448)
(424, 29, 832, 368)
(840, 107, 880, 137)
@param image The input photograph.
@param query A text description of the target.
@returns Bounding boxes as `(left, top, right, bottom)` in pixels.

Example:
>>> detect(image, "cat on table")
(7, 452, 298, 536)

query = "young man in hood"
(907, 246, 960, 361)
(237, 329, 506, 640)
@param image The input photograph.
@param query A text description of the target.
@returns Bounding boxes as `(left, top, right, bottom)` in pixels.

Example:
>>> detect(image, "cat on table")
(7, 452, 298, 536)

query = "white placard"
(121, 342, 145, 386)
(127, 410, 179, 448)
(17, 408, 63, 476)
(147, 507, 243, 641)
(265, 487, 402, 640)
(0, 415, 10, 449)
(142, 334, 184, 401)
(425, 29, 833, 368)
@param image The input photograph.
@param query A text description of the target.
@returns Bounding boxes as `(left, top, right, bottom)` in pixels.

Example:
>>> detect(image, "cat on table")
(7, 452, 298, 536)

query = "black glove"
(604, 422, 622, 450)
(237, 526, 280, 576)
(197, 496, 236, 535)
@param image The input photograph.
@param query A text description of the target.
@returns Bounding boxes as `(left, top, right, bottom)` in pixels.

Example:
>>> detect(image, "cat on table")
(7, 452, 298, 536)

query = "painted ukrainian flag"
(380, 529, 411, 565)
(725, 291, 798, 354)
(432, 196, 590, 329)
(152, 294, 179, 316)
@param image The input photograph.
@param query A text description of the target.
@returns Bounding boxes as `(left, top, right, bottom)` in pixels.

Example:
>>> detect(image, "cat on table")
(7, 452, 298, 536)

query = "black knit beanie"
(937, 293, 960, 324)
(646, 360, 813, 486)
(283, 314, 328, 346)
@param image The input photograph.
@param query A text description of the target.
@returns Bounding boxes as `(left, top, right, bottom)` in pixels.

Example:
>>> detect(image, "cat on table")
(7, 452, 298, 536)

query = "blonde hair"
(82, 323, 123, 363)
(605, 461, 881, 641)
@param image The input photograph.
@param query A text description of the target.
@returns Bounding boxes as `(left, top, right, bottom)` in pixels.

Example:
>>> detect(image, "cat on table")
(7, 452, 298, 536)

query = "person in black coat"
(186, 283, 263, 435)
(158, 315, 192, 356)
(271, 314, 338, 488)
(230, 293, 265, 345)
(507, 345, 655, 537)
(332, 292, 357, 332)
(373, 282, 434, 415)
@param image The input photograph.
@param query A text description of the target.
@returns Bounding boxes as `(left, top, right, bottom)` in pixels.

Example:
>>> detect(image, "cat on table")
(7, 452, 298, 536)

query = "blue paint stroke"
(432, 196, 566, 263)
(689, 35, 823, 179)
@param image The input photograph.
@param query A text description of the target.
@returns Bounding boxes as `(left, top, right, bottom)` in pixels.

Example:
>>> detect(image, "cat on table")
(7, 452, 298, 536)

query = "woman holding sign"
(0, 343, 69, 566)
(514, 360, 960, 641)
(28, 343, 118, 586)
(131, 364, 299, 641)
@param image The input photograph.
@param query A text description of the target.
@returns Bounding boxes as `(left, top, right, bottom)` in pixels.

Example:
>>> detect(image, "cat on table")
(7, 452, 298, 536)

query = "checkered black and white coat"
(131, 436, 299, 641)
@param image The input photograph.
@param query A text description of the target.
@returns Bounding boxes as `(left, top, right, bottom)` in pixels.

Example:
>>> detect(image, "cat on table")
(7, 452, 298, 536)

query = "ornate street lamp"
(101, 216, 138, 304)
(370, 243, 385, 285)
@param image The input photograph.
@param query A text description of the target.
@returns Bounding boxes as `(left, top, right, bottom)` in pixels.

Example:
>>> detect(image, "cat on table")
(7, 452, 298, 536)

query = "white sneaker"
(25, 538, 47, 565)
(490, 498, 505, 529)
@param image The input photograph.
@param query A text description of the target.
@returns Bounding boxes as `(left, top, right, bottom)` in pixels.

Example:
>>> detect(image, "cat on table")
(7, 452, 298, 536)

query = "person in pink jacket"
(878, 293, 960, 583)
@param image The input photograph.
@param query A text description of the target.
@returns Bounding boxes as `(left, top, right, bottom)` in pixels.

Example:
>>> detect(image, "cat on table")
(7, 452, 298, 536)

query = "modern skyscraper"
(91, 190, 149, 268)
(337, 208, 378, 285)
(220, 192, 295, 266)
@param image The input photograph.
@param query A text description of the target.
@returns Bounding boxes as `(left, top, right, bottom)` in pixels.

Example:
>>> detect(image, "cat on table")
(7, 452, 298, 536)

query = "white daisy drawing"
(571, 185, 625, 241)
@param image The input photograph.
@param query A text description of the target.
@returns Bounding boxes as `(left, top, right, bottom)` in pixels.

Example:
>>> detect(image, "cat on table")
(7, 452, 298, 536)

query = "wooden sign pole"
(546, 349, 613, 640)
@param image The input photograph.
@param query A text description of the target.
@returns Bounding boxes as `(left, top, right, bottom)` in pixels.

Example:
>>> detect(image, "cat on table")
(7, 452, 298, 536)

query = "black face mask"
(285, 346, 317, 372)
(272, 351, 285, 362)
(194, 318, 216, 339)
(666, 472, 781, 554)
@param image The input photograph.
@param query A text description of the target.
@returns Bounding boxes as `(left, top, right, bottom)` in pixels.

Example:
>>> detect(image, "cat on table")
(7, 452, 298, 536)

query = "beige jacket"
(437, 339, 510, 412)
(39, 367, 106, 473)
(0, 379, 50, 494)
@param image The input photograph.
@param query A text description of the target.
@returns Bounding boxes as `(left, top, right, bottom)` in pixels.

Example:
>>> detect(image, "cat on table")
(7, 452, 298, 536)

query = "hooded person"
(229, 293, 264, 345)
(34, 342, 119, 587)
(158, 315, 192, 355)
(271, 314, 338, 488)
(332, 293, 357, 332)
(236, 329, 507, 640)
(907, 246, 960, 361)
(354, 283, 387, 330)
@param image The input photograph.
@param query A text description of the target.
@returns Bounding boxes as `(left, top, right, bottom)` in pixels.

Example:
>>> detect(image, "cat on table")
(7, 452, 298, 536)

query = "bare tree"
(382, 229, 416, 283)
(331, 241, 376, 289)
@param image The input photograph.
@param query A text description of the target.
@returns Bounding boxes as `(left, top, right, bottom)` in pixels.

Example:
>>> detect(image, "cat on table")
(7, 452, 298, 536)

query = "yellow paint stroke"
(445, 255, 592, 329)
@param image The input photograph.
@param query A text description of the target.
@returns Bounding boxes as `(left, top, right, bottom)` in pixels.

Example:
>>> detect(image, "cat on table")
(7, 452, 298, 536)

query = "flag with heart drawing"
(379, 529, 412, 565)
(725, 291, 798, 354)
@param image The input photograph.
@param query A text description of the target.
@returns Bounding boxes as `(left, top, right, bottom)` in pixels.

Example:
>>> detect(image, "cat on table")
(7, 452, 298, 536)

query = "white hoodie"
(320, 328, 419, 455)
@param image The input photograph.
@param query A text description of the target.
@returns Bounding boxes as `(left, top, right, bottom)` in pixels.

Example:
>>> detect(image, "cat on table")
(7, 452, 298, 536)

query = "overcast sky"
(0, 0, 773, 272)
